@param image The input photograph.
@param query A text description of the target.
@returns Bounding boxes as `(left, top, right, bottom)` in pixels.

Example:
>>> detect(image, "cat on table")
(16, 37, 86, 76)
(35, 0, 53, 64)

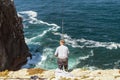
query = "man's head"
(60, 40, 65, 45)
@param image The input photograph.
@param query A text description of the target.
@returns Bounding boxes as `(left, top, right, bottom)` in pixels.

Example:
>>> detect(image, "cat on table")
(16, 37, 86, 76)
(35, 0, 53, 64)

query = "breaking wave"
(53, 32, 120, 50)
(18, 10, 60, 44)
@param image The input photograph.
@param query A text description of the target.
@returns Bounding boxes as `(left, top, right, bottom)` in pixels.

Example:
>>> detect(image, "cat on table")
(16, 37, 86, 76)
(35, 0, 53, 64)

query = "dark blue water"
(14, 0, 120, 70)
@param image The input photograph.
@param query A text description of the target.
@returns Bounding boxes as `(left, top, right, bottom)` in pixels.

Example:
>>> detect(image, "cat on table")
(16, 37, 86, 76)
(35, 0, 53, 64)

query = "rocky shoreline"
(0, 68, 120, 80)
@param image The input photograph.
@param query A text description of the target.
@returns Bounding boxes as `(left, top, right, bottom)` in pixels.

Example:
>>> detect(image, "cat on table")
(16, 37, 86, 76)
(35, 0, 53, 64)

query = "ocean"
(14, 0, 120, 70)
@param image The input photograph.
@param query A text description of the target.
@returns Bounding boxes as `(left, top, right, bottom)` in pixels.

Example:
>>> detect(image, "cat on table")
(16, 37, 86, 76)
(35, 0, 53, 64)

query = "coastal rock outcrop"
(1, 68, 120, 80)
(0, 0, 31, 71)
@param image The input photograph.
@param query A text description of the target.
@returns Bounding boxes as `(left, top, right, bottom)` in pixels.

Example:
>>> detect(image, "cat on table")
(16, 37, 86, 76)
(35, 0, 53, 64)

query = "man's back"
(55, 45, 69, 59)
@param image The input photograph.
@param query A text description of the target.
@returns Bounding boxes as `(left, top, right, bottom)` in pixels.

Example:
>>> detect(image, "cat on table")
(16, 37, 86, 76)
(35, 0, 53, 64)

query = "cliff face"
(0, 0, 31, 71)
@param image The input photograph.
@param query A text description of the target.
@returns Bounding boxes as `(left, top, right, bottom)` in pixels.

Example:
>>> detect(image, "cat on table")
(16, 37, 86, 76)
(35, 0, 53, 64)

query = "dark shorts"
(57, 58, 68, 70)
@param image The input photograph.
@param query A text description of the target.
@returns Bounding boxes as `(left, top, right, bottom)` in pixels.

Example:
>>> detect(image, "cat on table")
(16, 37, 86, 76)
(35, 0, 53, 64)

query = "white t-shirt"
(55, 45, 69, 59)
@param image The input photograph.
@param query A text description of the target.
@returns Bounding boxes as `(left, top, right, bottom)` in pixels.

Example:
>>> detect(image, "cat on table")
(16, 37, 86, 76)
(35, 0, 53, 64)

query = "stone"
(0, 0, 31, 71)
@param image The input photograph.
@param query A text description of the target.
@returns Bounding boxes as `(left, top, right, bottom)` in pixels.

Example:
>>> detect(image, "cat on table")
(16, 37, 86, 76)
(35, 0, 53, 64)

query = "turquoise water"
(14, 0, 120, 70)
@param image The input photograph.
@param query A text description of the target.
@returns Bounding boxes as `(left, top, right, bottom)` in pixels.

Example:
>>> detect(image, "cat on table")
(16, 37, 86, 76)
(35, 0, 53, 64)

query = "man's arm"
(54, 48, 58, 57)
(67, 47, 69, 55)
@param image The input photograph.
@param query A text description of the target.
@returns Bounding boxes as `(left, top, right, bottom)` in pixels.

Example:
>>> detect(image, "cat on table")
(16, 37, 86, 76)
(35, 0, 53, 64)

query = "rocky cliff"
(0, 0, 31, 71)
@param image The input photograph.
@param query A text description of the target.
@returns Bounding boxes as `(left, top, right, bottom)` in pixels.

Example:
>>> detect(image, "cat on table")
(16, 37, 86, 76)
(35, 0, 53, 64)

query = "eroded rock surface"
(0, 0, 31, 71)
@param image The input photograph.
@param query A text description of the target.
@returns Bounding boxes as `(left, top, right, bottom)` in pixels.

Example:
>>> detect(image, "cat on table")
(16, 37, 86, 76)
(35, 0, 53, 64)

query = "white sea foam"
(18, 11, 60, 31)
(79, 50, 94, 60)
(26, 28, 52, 43)
(77, 39, 120, 49)
(22, 48, 54, 69)
(53, 32, 120, 50)
(35, 48, 55, 68)
(86, 66, 99, 70)
(19, 10, 60, 43)
(114, 60, 120, 69)
(19, 11, 37, 17)
(70, 50, 94, 68)
(25, 37, 40, 45)
(68, 50, 94, 69)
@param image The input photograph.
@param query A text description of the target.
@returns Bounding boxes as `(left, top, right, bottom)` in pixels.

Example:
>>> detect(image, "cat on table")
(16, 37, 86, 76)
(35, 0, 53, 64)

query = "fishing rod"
(61, 0, 64, 40)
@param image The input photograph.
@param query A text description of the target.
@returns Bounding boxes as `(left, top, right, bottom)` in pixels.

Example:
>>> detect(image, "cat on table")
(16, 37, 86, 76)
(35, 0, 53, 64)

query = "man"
(55, 40, 69, 71)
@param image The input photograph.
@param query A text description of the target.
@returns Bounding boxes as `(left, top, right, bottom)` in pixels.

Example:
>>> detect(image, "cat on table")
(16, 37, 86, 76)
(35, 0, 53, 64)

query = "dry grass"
(0, 70, 9, 77)
(27, 68, 45, 75)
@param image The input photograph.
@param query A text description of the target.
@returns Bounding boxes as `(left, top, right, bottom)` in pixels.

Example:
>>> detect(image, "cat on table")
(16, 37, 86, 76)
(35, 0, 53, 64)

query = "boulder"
(0, 0, 31, 71)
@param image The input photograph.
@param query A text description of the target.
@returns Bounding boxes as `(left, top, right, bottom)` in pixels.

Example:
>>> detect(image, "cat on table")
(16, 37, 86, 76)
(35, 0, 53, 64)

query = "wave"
(83, 66, 99, 70)
(69, 50, 99, 70)
(70, 50, 94, 69)
(35, 48, 56, 69)
(18, 11, 60, 31)
(25, 28, 53, 43)
(18, 10, 60, 43)
(18, 10, 37, 22)
(53, 32, 120, 50)
(79, 50, 94, 60)
(25, 37, 39, 45)
(22, 47, 55, 69)
(22, 52, 41, 68)
(114, 60, 120, 69)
